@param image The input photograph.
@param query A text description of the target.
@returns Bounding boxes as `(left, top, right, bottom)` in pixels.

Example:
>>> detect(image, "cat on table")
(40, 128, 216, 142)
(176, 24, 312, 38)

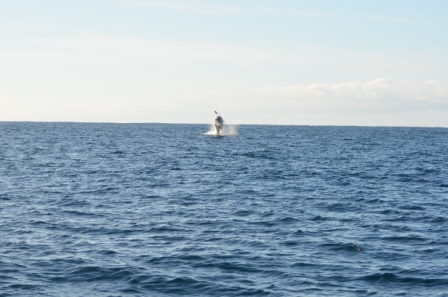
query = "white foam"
(203, 124, 239, 136)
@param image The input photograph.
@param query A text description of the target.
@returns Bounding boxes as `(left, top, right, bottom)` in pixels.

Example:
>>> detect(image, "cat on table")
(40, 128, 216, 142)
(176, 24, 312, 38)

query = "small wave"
(277, 217, 299, 224)
(430, 216, 447, 223)
(398, 205, 425, 211)
(234, 210, 255, 217)
(138, 274, 271, 296)
(361, 272, 398, 282)
(0, 194, 11, 201)
(147, 225, 189, 233)
(311, 215, 329, 221)
(66, 265, 139, 282)
(382, 235, 427, 242)
(360, 273, 448, 286)
(292, 229, 305, 235)
(196, 260, 262, 274)
(282, 240, 299, 247)
(320, 242, 365, 253)
(7, 284, 39, 290)
(111, 150, 125, 155)
(241, 151, 279, 160)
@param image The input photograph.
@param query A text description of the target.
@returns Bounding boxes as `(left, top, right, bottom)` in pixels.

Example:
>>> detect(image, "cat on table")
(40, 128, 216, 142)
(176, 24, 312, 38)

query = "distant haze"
(1, 0, 447, 127)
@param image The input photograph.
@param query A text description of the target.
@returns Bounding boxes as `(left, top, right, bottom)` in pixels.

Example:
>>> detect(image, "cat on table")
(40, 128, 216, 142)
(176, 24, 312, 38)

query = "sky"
(1, 0, 447, 126)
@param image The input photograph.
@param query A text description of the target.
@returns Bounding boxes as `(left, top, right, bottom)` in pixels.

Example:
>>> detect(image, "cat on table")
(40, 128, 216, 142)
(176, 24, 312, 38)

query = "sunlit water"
(1, 122, 448, 296)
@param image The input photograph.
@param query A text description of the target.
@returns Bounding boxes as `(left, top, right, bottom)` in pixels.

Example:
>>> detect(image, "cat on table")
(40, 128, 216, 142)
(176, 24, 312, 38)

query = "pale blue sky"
(1, 0, 447, 126)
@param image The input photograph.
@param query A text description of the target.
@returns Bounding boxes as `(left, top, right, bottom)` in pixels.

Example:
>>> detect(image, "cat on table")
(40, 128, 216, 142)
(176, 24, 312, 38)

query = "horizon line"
(0, 120, 446, 129)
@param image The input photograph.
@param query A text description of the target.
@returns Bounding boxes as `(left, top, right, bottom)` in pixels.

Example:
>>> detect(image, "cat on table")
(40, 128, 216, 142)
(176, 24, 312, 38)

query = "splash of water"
(204, 124, 239, 136)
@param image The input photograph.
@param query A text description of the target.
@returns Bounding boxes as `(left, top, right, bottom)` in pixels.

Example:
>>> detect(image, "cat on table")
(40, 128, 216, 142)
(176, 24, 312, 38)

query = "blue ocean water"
(1, 122, 448, 296)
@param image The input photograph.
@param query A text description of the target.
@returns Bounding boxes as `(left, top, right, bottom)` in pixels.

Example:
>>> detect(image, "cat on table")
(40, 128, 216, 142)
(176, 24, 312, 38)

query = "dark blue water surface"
(1, 122, 448, 296)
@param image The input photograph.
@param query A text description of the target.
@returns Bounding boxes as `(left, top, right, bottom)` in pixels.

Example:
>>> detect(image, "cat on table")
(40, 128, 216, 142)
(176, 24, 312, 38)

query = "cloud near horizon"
(197, 78, 445, 126)
(2, 78, 448, 126)
(258, 79, 448, 112)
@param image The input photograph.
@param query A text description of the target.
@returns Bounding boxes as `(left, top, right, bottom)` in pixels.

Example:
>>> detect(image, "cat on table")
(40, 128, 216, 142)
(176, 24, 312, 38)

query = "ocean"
(1, 122, 447, 296)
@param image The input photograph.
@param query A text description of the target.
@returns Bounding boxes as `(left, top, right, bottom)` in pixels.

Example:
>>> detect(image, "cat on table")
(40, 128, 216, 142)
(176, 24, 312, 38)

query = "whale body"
(214, 111, 224, 134)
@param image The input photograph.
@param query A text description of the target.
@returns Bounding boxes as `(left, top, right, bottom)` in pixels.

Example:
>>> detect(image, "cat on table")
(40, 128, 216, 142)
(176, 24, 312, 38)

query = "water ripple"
(1, 123, 448, 296)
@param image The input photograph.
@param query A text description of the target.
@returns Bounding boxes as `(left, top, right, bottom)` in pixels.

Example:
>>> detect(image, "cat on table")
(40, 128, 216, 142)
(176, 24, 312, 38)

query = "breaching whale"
(214, 111, 224, 135)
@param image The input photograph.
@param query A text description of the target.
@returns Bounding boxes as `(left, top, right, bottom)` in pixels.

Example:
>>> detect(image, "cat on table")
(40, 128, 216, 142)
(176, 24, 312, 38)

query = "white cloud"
(259, 78, 448, 112)
(169, 78, 448, 126)
(2, 78, 448, 126)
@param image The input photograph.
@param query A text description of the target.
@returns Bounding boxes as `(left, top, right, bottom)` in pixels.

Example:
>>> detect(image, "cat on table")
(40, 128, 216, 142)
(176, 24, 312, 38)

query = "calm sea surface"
(1, 122, 448, 296)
